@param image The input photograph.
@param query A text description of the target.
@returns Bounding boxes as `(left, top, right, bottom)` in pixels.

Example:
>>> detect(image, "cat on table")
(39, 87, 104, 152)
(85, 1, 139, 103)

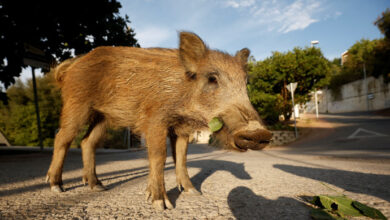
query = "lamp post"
(286, 82, 298, 138)
(314, 90, 323, 120)
(310, 40, 320, 119)
(24, 44, 50, 151)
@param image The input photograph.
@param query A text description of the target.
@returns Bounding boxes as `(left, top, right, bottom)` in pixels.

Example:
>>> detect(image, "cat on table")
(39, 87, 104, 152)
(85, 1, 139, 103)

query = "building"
(341, 50, 349, 65)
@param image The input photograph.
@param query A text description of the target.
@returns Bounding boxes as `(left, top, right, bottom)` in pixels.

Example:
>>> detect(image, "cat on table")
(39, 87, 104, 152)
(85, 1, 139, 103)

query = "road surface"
(0, 112, 389, 219)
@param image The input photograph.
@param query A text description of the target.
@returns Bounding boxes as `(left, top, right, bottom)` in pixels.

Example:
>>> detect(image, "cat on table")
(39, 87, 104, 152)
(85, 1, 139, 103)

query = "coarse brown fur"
(46, 32, 272, 210)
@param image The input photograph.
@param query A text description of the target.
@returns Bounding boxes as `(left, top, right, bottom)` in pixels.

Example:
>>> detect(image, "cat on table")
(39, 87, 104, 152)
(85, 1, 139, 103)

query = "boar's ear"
(179, 32, 207, 73)
(235, 48, 250, 67)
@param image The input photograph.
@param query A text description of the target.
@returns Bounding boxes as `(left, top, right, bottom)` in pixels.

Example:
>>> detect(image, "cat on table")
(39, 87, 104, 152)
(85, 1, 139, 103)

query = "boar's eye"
(207, 72, 218, 84)
(208, 75, 217, 84)
(186, 71, 197, 80)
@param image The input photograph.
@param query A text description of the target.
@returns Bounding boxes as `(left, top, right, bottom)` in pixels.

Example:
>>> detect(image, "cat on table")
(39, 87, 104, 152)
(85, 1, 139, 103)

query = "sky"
(120, 0, 389, 60)
(16, 0, 390, 84)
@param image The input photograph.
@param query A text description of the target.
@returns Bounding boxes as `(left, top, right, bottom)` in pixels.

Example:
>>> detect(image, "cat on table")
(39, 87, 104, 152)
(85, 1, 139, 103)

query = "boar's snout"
(233, 129, 273, 151)
(211, 109, 273, 151)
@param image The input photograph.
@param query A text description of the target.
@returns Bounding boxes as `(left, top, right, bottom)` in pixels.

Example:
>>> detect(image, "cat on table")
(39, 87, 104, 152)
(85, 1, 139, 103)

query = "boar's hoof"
(153, 200, 165, 210)
(91, 184, 106, 192)
(152, 199, 173, 210)
(146, 191, 174, 210)
(183, 188, 202, 196)
(145, 188, 173, 210)
(164, 198, 174, 209)
(145, 190, 151, 201)
(51, 185, 64, 193)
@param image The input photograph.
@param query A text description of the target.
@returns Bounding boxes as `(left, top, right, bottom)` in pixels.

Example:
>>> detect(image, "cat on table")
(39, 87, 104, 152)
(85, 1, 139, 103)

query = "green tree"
(373, 8, 390, 82)
(0, 74, 140, 147)
(248, 47, 331, 124)
(0, 74, 61, 146)
(331, 58, 341, 67)
(345, 39, 378, 75)
(328, 39, 378, 98)
(0, 0, 139, 101)
(329, 8, 390, 92)
(375, 8, 390, 39)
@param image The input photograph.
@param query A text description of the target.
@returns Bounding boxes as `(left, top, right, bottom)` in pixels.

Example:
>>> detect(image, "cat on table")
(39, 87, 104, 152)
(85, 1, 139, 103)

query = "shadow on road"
(167, 159, 252, 206)
(228, 186, 307, 219)
(274, 164, 390, 202)
(0, 146, 247, 208)
(1, 153, 255, 218)
(0, 144, 221, 194)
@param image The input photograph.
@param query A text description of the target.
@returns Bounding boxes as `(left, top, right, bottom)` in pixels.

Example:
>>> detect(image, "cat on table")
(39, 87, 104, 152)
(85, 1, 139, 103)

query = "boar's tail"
(52, 55, 83, 87)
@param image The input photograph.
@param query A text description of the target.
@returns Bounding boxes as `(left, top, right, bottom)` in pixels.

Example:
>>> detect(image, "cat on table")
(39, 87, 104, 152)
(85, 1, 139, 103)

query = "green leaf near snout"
(352, 201, 387, 220)
(208, 117, 224, 132)
(312, 195, 362, 217)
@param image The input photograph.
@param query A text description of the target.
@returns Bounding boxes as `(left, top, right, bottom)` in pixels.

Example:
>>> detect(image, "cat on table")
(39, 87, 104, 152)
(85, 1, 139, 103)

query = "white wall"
(315, 75, 390, 113)
(193, 130, 211, 144)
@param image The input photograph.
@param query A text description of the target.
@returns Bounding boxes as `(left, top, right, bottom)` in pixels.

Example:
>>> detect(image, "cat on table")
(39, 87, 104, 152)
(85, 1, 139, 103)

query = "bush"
(0, 74, 140, 149)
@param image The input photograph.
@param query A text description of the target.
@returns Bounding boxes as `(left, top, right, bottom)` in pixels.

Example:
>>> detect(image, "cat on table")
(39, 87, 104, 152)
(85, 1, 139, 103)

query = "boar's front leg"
(145, 126, 173, 210)
(174, 135, 201, 195)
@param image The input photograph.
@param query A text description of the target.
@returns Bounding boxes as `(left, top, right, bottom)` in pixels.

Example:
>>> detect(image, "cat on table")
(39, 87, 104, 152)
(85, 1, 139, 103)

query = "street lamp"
(314, 90, 322, 120)
(310, 40, 320, 119)
(311, 40, 319, 47)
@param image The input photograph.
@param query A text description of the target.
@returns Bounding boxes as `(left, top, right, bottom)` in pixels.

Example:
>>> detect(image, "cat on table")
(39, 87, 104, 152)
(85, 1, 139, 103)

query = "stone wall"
(313, 75, 390, 113)
(270, 130, 298, 146)
(193, 130, 298, 146)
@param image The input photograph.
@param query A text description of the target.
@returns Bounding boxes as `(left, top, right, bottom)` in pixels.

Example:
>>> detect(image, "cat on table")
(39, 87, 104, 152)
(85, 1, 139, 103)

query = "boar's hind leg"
(168, 127, 177, 163)
(81, 113, 107, 191)
(145, 126, 173, 210)
(175, 135, 201, 195)
(46, 103, 89, 192)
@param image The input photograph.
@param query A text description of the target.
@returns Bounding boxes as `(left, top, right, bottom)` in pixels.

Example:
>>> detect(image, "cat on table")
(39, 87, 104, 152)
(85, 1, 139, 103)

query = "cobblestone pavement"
(0, 115, 389, 219)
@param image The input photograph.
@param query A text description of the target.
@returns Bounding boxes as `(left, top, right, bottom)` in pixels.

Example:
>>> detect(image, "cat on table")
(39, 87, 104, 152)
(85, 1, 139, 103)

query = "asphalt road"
(287, 112, 390, 159)
(0, 113, 389, 219)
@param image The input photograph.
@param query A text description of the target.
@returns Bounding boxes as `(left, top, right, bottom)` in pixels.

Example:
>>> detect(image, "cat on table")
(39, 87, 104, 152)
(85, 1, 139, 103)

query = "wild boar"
(46, 32, 272, 210)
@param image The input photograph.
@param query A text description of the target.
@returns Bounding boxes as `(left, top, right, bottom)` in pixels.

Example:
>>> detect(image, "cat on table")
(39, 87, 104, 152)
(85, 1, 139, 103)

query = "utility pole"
(286, 82, 298, 138)
(31, 67, 43, 150)
(363, 62, 369, 111)
(128, 127, 132, 149)
(314, 88, 319, 119)
(23, 44, 50, 151)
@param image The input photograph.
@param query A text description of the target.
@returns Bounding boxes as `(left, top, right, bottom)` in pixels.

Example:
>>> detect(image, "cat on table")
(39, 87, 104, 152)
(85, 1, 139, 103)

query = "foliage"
(104, 128, 141, 149)
(0, 74, 61, 146)
(372, 9, 390, 83)
(329, 40, 390, 96)
(248, 47, 331, 124)
(0, 0, 141, 147)
(375, 8, 390, 39)
(310, 208, 346, 220)
(266, 122, 295, 131)
(344, 39, 378, 76)
(327, 39, 377, 98)
(0, 74, 140, 148)
(70, 127, 140, 149)
(0, 0, 139, 101)
(352, 201, 387, 220)
(329, 8, 390, 95)
(208, 117, 224, 132)
(311, 195, 387, 220)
